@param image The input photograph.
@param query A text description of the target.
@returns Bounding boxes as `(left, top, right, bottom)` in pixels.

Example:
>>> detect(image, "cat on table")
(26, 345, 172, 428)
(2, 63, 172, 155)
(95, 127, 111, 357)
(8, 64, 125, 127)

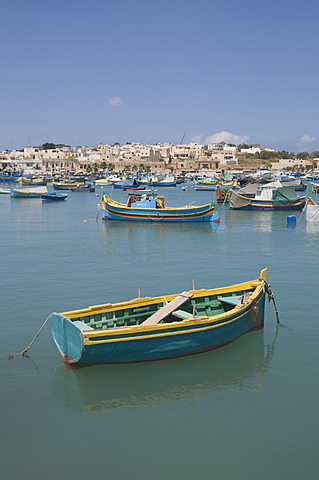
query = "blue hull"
(50, 269, 269, 365)
(41, 194, 68, 201)
(102, 208, 219, 222)
(50, 295, 265, 364)
(0, 178, 18, 183)
(101, 195, 219, 222)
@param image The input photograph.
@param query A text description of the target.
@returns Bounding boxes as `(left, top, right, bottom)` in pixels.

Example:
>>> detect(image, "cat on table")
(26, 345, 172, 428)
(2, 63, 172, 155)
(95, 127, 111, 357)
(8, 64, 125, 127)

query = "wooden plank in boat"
(141, 291, 193, 325)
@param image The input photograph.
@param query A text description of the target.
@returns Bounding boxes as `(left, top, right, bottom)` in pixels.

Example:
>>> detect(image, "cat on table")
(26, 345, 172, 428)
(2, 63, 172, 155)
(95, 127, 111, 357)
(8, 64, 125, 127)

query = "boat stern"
(50, 313, 84, 363)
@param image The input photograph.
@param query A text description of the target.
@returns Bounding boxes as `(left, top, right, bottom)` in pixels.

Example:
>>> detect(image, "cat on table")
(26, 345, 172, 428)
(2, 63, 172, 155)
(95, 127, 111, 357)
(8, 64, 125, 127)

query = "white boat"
(10, 186, 47, 198)
(95, 179, 113, 186)
(306, 197, 319, 222)
(0, 188, 11, 194)
(124, 188, 157, 195)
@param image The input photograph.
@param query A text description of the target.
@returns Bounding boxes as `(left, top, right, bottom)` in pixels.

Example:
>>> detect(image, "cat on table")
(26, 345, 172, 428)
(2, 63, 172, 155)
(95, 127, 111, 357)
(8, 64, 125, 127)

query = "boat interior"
(126, 194, 165, 208)
(64, 286, 256, 331)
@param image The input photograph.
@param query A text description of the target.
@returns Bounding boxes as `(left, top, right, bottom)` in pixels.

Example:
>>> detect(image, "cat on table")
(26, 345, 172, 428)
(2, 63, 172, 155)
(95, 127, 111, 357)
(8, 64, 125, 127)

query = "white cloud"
(190, 135, 202, 144)
(297, 134, 316, 146)
(205, 131, 249, 145)
(109, 96, 123, 107)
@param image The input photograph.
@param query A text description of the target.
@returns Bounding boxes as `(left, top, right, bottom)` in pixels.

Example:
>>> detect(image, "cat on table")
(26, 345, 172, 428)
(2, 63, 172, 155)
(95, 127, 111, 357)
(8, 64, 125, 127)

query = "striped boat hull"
(101, 195, 220, 222)
(230, 199, 306, 210)
(50, 270, 268, 364)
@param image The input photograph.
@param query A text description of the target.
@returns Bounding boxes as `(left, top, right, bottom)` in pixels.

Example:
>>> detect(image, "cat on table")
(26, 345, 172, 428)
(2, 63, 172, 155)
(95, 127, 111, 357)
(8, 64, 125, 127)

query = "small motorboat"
(41, 192, 68, 201)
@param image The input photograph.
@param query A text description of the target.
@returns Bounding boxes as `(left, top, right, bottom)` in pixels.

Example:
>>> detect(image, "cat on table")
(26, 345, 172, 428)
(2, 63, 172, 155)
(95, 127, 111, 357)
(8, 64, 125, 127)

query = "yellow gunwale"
(61, 269, 268, 345)
(102, 195, 213, 212)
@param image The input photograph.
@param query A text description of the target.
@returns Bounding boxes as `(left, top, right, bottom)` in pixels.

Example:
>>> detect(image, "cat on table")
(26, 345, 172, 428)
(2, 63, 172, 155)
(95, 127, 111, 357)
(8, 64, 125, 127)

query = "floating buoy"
(287, 215, 296, 227)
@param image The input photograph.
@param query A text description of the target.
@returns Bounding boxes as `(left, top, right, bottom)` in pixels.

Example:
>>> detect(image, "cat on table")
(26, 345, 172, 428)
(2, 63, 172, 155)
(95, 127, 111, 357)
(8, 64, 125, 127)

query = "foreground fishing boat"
(100, 194, 219, 222)
(228, 185, 306, 210)
(50, 269, 269, 364)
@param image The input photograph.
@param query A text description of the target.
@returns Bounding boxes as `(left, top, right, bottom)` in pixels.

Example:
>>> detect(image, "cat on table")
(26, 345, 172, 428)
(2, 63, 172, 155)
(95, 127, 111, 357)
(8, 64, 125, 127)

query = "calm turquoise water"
(1, 183, 318, 480)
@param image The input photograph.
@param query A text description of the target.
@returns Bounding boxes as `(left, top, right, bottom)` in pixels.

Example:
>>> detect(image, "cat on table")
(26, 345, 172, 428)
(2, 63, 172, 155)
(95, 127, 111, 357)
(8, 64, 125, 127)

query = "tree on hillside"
(296, 151, 311, 159)
(41, 142, 56, 150)
(237, 143, 251, 150)
(254, 150, 277, 160)
(279, 150, 294, 159)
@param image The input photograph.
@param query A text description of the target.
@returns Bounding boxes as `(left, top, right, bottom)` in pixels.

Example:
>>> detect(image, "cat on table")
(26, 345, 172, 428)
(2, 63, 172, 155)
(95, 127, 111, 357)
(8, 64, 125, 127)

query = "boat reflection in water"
(50, 329, 277, 414)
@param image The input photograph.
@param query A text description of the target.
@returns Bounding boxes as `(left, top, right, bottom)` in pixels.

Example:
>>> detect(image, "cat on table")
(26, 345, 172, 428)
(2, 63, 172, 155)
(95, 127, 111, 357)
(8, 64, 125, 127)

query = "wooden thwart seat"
(217, 295, 242, 307)
(73, 321, 94, 331)
(141, 291, 193, 325)
(172, 309, 194, 320)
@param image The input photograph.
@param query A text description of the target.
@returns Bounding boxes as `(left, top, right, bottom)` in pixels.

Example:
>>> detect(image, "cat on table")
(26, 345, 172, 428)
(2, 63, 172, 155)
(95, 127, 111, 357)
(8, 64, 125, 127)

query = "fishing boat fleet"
(1, 169, 317, 216)
(4, 178, 96, 199)
(2, 168, 318, 365)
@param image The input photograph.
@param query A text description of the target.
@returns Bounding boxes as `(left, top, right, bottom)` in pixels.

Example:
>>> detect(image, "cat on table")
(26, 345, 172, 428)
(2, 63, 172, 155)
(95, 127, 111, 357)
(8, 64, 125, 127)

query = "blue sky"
(2, 0, 319, 153)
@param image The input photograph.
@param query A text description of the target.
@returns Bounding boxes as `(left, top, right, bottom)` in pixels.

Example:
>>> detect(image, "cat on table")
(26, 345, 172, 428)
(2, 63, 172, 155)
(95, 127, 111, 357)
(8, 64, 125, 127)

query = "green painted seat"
(172, 310, 194, 320)
(218, 295, 242, 306)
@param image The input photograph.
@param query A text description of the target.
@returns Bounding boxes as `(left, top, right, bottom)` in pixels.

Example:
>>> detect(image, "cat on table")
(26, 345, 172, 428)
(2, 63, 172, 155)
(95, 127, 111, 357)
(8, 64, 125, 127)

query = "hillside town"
(0, 141, 318, 176)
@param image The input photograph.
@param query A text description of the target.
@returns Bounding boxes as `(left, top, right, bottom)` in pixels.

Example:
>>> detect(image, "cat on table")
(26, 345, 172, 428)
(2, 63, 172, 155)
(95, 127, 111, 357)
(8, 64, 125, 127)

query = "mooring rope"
(221, 190, 229, 209)
(297, 198, 307, 223)
(1, 313, 52, 360)
(261, 279, 281, 324)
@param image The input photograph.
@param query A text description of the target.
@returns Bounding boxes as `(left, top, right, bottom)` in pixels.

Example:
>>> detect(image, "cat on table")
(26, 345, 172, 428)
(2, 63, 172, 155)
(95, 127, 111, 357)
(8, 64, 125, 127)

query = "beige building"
(272, 158, 313, 171)
(2, 141, 241, 175)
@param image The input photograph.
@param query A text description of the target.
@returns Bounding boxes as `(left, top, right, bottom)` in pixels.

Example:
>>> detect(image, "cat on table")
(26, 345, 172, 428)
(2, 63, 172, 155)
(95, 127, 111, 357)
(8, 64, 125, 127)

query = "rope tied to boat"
(261, 278, 281, 324)
(3, 314, 52, 360)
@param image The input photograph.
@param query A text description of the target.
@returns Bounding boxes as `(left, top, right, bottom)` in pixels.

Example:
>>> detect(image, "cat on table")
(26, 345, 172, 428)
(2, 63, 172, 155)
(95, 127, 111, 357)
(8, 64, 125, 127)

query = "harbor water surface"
(1, 183, 318, 480)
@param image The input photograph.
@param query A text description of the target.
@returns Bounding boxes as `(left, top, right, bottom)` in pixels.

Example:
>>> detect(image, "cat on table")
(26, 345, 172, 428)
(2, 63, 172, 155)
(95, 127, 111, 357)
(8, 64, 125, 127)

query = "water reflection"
(50, 330, 277, 414)
(98, 220, 219, 258)
(306, 222, 319, 234)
